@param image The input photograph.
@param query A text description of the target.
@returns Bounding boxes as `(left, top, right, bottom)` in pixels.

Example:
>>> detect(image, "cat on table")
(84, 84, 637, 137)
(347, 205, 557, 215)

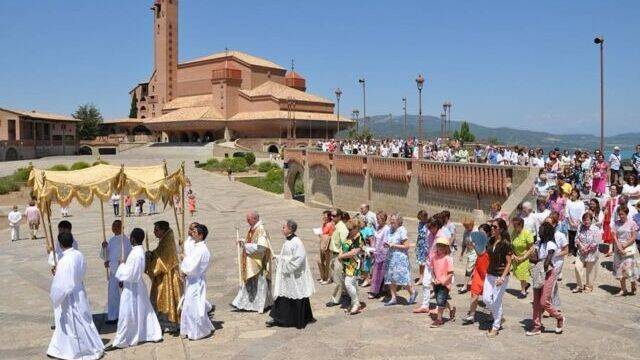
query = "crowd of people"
(316, 138, 640, 170)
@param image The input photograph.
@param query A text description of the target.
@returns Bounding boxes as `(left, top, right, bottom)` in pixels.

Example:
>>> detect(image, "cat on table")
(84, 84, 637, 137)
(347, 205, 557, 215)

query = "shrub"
(257, 161, 279, 173)
(12, 167, 31, 182)
(49, 164, 69, 171)
(201, 158, 221, 171)
(92, 159, 109, 166)
(265, 168, 283, 182)
(238, 168, 284, 194)
(222, 157, 247, 173)
(232, 152, 246, 158)
(70, 161, 91, 170)
(244, 152, 256, 166)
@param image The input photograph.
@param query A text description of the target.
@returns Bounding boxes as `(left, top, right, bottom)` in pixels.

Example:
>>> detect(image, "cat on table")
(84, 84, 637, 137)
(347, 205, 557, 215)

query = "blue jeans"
(433, 284, 449, 308)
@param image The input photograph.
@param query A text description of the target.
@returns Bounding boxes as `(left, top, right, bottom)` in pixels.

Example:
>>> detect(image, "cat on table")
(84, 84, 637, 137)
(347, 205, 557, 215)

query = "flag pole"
(100, 199, 109, 280)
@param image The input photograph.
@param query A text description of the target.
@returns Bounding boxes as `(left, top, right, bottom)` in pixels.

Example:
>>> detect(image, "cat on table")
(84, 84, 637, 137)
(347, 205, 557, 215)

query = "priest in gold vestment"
(232, 210, 274, 313)
(146, 220, 183, 329)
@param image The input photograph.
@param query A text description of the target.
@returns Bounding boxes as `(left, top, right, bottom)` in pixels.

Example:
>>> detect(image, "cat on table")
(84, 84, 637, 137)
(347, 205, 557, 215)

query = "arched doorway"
(78, 146, 93, 155)
(190, 132, 200, 143)
(5, 147, 18, 161)
(267, 144, 279, 154)
(132, 125, 151, 135)
(180, 132, 190, 143)
(286, 162, 305, 202)
(203, 131, 214, 143)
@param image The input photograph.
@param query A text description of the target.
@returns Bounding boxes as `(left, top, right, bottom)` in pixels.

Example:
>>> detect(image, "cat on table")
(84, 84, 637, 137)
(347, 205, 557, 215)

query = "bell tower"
(150, 0, 178, 115)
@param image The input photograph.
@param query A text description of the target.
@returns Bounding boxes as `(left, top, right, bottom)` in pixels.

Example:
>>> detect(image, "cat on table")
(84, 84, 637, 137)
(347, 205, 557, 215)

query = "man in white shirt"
(359, 203, 378, 229)
(8, 205, 22, 242)
(609, 146, 622, 185)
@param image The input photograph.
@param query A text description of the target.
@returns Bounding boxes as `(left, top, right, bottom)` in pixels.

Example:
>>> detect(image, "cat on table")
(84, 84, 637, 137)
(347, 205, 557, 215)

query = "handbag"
(531, 261, 546, 289)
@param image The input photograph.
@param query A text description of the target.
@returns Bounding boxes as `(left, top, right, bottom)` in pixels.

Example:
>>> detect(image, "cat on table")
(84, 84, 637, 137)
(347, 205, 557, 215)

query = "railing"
(306, 151, 332, 169)
(284, 148, 306, 166)
(416, 162, 511, 196)
(368, 157, 411, 182)
(334, 154, 366, 176)
(212, 68, 242, 80)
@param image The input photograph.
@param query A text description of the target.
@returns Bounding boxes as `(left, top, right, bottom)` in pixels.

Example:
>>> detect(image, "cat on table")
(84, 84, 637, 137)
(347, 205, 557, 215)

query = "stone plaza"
(0, 146, 639, 359)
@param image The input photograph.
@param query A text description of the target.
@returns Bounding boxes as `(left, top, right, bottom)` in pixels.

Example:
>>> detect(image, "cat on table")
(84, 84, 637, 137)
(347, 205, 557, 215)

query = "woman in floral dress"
(573, 212, 601, 293)
(612, 205, 638, 296)
(383, 213, 417, 306)
(415, 210, 429, 285)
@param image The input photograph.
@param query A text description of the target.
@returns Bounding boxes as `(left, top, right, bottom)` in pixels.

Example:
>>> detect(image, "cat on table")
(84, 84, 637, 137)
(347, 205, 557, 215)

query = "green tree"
(73, 103, 103, 140)
(129, 93, 138, 118)
(453, 121, 475, 142)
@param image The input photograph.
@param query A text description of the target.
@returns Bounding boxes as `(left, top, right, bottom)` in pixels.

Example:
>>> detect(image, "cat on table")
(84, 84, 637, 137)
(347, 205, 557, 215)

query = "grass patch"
(0, 167, 31, 195)
(49, 164, 69, 171)
(257, 161, 280, 173)
(237, 168, 284, 194)
(70, 161, 91, 170)
(201, 157, 248, 173)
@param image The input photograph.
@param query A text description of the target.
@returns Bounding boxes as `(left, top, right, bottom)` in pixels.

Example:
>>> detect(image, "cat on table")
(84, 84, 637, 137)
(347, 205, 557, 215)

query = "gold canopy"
(28, 163, 186, 207)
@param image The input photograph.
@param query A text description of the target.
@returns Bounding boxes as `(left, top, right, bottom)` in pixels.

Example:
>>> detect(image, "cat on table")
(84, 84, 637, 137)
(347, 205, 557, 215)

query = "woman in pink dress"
(368, 211, 389, 299)
(591, 154, 608, 196)
(187, 190, 196, 216)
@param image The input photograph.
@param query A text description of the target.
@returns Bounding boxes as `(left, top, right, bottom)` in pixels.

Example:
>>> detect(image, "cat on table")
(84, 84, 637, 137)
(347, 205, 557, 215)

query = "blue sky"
(1, 0, 638, 135)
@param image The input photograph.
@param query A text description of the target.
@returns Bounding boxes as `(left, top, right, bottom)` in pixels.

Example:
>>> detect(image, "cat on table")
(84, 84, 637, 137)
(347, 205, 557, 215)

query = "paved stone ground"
(0, 146, 639, 359)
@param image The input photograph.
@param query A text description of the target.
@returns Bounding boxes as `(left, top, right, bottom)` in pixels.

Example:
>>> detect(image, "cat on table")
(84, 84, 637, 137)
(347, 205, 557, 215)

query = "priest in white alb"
(267, 220, 315, 329)
(99, 220, 132, 324)
(183, 222, 213, 314)
(47, 232, 104, 360)
(108, 228, 162, 349)
(232, 210, 273, 313)
(180, 224, 214, 340)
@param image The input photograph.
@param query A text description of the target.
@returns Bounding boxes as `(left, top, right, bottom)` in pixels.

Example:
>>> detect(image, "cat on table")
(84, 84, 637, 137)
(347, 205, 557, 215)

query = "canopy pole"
(119, 165, 126, 263)
(180, 161, 186, 251)
(164, 160, 183, 251)
(100, 199, 109, 281)
(42, 174, 57, 268)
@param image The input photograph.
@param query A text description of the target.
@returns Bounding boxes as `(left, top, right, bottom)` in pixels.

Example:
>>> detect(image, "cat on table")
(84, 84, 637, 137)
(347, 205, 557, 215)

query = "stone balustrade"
(306, 151, 332, 169)
(416, 162, 512, 197)
(368, 157, 412, 182)
(333, 154, 367, 176)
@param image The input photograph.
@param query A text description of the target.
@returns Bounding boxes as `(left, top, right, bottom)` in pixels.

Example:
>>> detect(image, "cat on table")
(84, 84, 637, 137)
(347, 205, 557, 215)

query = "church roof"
(146, 106, 223, 123)
(181, 50, 285, 70)
(239, 81, 331, 104)
(163, 94, 213, 110)
(230, 110, 354, 122)
(285, 71, 305, 79)
(0, 107, 79, 122)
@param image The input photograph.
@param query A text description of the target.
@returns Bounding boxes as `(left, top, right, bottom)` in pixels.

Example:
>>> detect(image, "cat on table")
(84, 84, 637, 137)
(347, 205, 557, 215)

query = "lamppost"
(415, 74, 425, 158)
(443, 101, 452, 138)
(352, 108, 360, 133)
(594, 35, 605, 153)
(335, 88, 342, 138)
(440, 112, 446, 140)
(402, 97, 407, 139)
(358, 78, 366, 131)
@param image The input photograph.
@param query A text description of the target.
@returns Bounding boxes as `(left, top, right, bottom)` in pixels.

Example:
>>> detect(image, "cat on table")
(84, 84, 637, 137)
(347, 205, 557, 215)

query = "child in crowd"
(458, 218, 477, 294)
(430, 237, 455, 328)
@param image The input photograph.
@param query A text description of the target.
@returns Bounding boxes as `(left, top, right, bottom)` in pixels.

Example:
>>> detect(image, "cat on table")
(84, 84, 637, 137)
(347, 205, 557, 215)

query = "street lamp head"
(335, 88, 342, 99)
(594, 36, 604, 44)
(415, 74, 425, 90)
(402, 97, 406, 102)
(358, 78, 365, 84)
(440, 112, 446, 119)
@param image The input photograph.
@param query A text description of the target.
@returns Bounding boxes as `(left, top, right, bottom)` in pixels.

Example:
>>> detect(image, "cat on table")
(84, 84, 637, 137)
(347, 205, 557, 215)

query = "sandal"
(571, 287, 582, 293)
(449, 306, 456, 321)
(430, 319, 444, 328)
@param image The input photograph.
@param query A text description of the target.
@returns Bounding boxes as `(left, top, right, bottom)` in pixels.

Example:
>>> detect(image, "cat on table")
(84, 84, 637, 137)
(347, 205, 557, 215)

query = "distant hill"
(351, 114, 638, 152)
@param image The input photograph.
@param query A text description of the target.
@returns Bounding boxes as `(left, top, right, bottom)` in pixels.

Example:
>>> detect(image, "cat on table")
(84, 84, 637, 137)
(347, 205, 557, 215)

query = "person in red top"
(463, 224, 491, 325)
(603, 185, 620, 256)
(430, 237, 455, 328)
(318, 210, 335, 284)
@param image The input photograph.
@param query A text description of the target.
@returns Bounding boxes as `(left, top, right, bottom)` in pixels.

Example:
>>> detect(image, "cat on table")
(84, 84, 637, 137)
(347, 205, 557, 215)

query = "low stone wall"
(284, 150, 537, 222)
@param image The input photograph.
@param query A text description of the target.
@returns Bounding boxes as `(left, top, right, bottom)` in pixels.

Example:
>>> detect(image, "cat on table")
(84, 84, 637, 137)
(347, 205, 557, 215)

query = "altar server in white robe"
(47, 232, 104, 360)
(267, 220, 316, 329)
(183, 222, 213, 315)
(108, 228, 162, 349)
(180, 224, 214, 340)
(99, 220, 132, 324)
(48, 220, 78, 269)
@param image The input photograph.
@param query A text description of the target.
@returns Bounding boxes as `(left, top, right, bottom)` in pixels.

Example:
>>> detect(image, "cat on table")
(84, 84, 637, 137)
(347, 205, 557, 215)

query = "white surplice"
(48, 237, 78, 267)
(112, 245, 162, 348)
(47, 248, 104, 360)
(183, 236, 212, 313)
(180, 241, 214, 340)
(99, 234, 132, 321)
(273, 236, 315, 300)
